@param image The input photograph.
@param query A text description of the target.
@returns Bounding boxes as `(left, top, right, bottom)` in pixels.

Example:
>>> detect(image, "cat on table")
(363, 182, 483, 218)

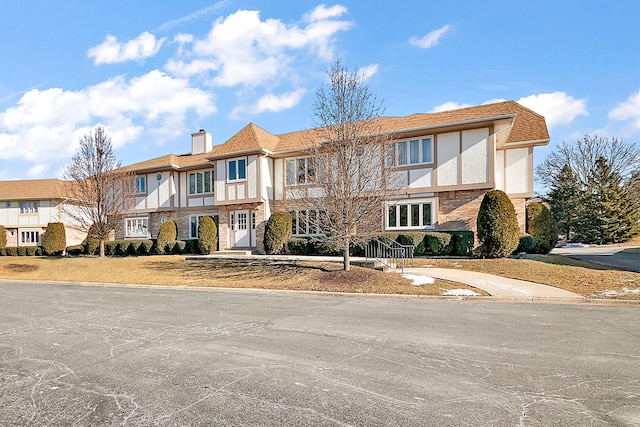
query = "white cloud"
(304, 4, 348, 22)
(517, 92, 587, 128)
(232, 89, 306, 118)
(358, 64, 379, 82)
(168, 7, 353, 87)
(27, 164, 49, 179)
(88, 31, 166, 65)
(428, 101, 471, 113)
(608, 89, 640, 130)
(0, 70, 216, 162)
(410, 24, 452, 49)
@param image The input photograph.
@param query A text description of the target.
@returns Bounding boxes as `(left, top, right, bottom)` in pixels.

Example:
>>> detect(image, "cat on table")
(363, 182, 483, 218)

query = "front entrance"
(230, 210, 256, 247)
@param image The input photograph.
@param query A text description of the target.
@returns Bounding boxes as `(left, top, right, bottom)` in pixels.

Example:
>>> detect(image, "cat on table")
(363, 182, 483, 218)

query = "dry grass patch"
(0, 256, 483, 296)
(414, 255, 640, 299)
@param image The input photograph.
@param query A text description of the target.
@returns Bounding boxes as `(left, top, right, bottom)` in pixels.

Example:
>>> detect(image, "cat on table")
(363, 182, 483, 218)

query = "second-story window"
(227, 158, 246, 182)
(189, 170, 213, 194)
(385, 137, 433, 167)
(135, 176, 146, 194)
(19, 202, 38, 214)
(285, 157, 315, 186)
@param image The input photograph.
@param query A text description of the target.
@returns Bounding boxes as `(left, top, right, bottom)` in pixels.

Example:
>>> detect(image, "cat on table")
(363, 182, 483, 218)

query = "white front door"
(231, 210, 250, 247)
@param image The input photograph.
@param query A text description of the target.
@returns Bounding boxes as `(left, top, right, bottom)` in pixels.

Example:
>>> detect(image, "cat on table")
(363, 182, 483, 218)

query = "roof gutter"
(503, 138, 550, 148)
(206, 148, 270, 161)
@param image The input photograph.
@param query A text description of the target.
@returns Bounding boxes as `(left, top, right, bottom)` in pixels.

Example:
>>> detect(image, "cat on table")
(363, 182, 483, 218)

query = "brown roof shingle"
(0, 179, 68, 200)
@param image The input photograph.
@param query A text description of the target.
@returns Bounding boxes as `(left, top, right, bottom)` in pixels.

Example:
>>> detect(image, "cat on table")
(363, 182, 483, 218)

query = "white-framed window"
(125, 217, 149, 238)
(227, 158, 247, 182)
(189, 170, 214, 194)
(135, 176, 146, 194)
(19, 202, 38, 214)
(285, 157, 316, 186)
(20, 230, 40, 245)
(386, 200, 434, 230)
(189, 214, 217, 239)
(288, 209, 322, 236)
(385, 136, 433, 167)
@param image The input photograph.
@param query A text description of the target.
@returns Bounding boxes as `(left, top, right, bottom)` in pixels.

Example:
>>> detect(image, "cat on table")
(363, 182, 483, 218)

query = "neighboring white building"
(0, 179, 86, 247)
(118, 101, 549, 252)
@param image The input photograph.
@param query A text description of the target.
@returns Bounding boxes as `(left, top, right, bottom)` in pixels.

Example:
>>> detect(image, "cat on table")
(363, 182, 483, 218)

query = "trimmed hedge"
(396, 233, 427, 255)
(43, 222, 66, 255)
(477, 190, 520, 258)
(0, 246, 41, 256)
(424, 232, 452, 255)
(0, 225, 6, 249)
(287, 237, 314, 255)
(5, 247, 17, 256)
(264, 212, 292, 254)
(66, 245, 84, 256)
(449, 231, 474, 257)
(198, 216, 218, 254)
(157, 220, 177, 255)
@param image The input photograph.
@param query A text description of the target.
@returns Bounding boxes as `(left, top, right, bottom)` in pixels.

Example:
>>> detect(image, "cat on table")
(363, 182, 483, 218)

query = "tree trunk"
(343, 240, 350, 271)
(99, 239, 105, 258)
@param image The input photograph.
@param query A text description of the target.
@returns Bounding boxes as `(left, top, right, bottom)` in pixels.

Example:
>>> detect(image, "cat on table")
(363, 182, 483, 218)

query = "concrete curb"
(1, 278, 638, 306)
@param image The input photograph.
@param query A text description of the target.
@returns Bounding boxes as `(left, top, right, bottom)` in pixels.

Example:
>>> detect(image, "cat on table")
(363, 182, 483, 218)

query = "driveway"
(552, 245, 640, 272)
(1, 281, 639, 426)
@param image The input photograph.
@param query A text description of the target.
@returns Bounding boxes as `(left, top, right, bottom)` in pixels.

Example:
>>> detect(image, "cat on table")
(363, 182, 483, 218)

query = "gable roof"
(124, 100, 548, 173)
(208, 123, 280, 158)
(275, 101, 549, 151)
(0, 179, 69, 200)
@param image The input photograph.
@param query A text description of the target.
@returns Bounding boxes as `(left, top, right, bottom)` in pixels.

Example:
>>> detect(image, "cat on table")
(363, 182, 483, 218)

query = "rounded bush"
(0, 225, 6, 249)
(526, 202, 559, 254)
(476, 190, 521, 258)
(43, 223, 66, 255)
(425, 232, 452, 255)
(156, 220, 177, 255)
(516, 233, 535, 254)
(263, 212, 292, 254)
(82, 222, 108, 255)
(198, 216, 218, 254)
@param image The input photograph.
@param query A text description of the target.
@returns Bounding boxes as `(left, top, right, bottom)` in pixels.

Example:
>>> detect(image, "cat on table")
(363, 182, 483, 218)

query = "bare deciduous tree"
(63, 126, 135, 257)
(295, 59, 398, 271)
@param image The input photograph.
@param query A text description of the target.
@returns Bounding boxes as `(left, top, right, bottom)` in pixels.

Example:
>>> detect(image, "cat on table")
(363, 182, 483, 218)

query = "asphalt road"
(552, 246, 640, 272)
(1, 281, 639, 426)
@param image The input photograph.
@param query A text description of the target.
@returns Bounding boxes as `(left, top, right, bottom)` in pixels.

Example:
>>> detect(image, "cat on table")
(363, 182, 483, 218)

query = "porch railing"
(365, 238, 414, 273)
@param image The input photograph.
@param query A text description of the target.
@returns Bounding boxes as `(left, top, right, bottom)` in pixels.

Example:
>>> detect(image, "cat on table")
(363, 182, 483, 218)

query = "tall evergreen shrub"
(43, 223, 66, 255)
(156, 220, 177, 254)
(476, 190, 520, 258)
(526, 203, 558, 253)
(263, 211, 292, 254)
(198, 216, 218, 254)
(0, 225, 6, 249)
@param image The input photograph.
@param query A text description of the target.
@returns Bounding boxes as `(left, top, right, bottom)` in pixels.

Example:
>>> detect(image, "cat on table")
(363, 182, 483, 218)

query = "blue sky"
(1, 1, 639, 193)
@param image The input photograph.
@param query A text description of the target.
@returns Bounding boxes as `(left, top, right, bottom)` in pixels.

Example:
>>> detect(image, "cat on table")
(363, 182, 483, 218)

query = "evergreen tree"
(576, 157, 640, 243)
(547, 165, 584, 240)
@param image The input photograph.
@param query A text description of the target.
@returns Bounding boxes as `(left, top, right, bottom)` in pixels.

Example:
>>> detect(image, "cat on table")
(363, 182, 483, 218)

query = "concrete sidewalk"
(404, 267, 584, 299)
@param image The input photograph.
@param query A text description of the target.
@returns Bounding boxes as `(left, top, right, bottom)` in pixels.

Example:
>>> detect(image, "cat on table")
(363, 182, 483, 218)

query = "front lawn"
(0, 256, 484, 296)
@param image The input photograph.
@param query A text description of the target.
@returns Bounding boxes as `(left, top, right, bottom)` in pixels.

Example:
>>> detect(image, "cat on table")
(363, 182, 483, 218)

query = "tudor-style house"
(0, 179, 86, 247)
(117, 101, 549, 252)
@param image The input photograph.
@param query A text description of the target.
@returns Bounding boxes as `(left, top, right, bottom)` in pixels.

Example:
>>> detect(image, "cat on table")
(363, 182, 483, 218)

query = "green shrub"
(173, 240, 187, 254)
(264, 211, 292, 254)
(526, 202, 559, 254)
(198, 216, 218, 254)
(157, 220, 177, 255)
(0, 247, 5, 256)
(0, 225, 6, 249)
(287, 237, 313, 255)
(185, 239, 199, 254)
(82, 222, 107, 255)
(35, 247, 43, 256)
(377, 232, 400, 247)
(125, 241, 138, 256)
(449, 231, 475, 256)
(66, 245, 84, 256)
(397, 233, 427, 255)
(24, 246, 37, 256)
(137, 240, 153, 255)
(43, 222, 66, 255)
(516, 233, 535, 254)
(477, 190, 521, 258)
(424, 232, 452, 255)
(17, 246, 27, 256)
(5, 247, 17, 256)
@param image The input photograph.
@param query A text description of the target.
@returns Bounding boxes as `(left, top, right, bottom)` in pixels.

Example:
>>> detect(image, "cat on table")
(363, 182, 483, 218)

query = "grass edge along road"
(0, 253, 638, 299)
